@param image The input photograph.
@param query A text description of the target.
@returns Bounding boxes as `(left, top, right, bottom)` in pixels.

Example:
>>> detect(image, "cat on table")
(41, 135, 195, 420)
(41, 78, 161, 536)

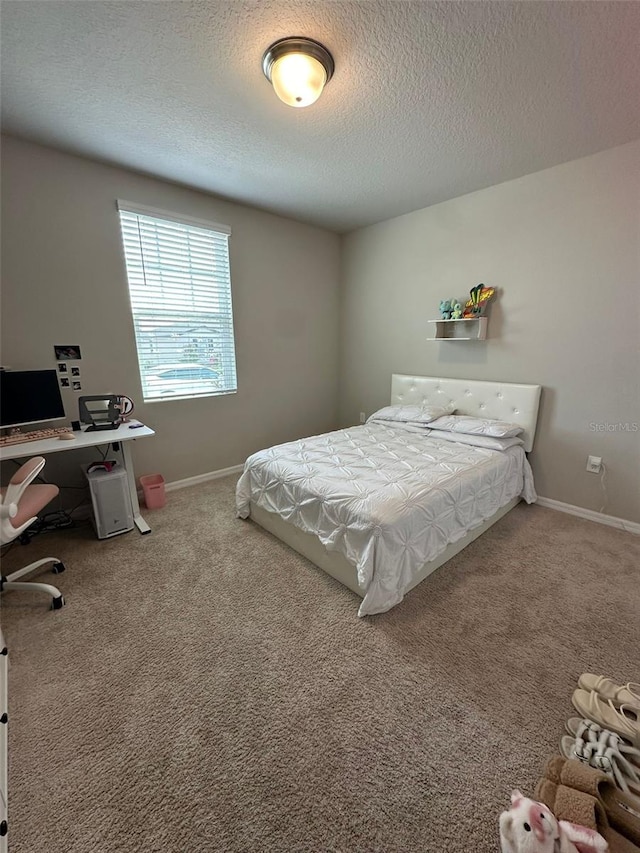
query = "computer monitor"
(0, 369, 66, 429)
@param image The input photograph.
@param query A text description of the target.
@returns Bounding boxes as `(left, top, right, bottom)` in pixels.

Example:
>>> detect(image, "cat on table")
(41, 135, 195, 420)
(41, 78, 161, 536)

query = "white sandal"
(579, 674, 640, 712)
(566, 717, 640, 768)
(562, 717, 640, 798)
(572, 689, 640, 747)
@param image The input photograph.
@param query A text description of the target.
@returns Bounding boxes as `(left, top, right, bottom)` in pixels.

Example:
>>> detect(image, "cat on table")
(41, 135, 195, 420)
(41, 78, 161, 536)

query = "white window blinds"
(117, 202, 237, 403)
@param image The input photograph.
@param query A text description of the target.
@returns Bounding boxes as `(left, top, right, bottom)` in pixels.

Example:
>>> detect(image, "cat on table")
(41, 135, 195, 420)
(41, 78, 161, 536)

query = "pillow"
(427, 414, 523, 438)
(429, 431, 524, 451)
(367, 402, 455, 426)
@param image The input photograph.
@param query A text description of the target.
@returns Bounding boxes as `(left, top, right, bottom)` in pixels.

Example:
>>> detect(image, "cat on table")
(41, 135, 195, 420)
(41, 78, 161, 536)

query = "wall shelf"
(427, 317, 487, 341)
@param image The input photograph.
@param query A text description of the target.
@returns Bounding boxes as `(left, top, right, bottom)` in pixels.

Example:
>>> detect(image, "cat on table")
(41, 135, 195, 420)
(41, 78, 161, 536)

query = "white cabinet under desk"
(427, 317, 488, 341)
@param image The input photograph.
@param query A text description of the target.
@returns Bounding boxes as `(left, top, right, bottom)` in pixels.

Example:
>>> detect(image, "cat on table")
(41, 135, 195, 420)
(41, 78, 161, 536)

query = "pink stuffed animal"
(499, 790, 608, 853)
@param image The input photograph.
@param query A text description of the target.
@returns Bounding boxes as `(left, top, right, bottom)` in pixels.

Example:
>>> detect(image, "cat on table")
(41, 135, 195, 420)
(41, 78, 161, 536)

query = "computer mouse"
(58, 432, 76, 440)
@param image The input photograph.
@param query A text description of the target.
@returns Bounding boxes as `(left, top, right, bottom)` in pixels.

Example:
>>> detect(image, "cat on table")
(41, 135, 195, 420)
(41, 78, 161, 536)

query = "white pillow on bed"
(429, 430, 524, 451)
(427, 414, 523, 438)
(367, 402, 455, 426)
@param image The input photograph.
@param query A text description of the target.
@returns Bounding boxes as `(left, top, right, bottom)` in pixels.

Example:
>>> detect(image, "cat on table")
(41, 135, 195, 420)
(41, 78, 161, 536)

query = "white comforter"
(236, 424, 536, 616)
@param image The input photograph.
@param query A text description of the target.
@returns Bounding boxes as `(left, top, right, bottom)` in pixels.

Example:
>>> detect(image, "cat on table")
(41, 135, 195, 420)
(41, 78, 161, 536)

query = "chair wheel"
(51, 595, 65, 610)
(51, 562, 66, 574)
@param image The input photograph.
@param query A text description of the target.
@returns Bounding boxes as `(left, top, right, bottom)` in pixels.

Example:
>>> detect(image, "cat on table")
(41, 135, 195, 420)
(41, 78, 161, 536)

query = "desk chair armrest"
(0, 500, 19, 545)
(0, 512, 38, 546)
(0, 502, 17, 520)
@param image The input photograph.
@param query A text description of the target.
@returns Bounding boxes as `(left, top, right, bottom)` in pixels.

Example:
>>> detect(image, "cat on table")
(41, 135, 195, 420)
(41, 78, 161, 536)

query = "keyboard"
(0, 427, 74, 446)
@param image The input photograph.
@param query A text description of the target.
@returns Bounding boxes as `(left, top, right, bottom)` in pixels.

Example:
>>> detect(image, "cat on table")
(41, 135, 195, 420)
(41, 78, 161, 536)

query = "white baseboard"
(536, 496, 640, 535)
(165, 464, 244, 493)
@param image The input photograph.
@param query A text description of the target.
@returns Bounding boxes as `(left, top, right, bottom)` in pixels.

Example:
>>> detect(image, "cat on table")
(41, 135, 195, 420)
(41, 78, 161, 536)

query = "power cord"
(15, 500, 92, 544)
(598, 462, 608, 514)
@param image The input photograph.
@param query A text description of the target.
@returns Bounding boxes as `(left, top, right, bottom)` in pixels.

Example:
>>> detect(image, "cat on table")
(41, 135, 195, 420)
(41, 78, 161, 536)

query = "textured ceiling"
(2, 1, 639, 232)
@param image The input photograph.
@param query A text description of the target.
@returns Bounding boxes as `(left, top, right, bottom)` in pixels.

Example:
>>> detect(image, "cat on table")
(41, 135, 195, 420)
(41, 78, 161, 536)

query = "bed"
(236, 375, 541, 616)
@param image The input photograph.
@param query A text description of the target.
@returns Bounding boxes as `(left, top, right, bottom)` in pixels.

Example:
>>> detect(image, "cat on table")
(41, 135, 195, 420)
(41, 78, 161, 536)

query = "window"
(117, 201, 237, 402)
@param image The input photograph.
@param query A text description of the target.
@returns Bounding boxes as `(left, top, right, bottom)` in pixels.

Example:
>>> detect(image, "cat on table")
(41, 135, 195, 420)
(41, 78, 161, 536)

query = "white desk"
(0, 422, 155, 534)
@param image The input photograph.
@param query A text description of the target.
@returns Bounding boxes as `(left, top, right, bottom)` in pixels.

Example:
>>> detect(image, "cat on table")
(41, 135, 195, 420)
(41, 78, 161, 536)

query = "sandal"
(573, 689, 640, 747)
(566, 718, 640, 771)
(560, 723, 640, 798)
(579, 675, 640, 712)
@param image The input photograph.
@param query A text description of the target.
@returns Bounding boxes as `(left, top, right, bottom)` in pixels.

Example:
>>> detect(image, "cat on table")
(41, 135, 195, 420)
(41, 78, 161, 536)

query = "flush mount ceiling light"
(262, 37, 334, 108)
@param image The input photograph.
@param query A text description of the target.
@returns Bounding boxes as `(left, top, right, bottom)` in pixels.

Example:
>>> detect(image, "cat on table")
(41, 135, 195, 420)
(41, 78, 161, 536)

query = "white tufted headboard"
(391, 374, 542, 452)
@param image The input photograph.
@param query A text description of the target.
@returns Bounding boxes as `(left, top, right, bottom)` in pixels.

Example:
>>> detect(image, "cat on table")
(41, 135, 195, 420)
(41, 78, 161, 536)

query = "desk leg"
(120, 440, 151, 535)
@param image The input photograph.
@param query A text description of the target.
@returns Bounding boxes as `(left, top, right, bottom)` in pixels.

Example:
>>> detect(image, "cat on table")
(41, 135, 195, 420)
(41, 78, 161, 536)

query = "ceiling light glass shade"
(271, 53, 326, 107)
(263, 37, 334, 108)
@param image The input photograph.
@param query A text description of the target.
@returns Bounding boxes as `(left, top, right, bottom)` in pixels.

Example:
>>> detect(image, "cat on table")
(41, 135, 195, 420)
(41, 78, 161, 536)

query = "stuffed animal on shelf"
(439, 299, 452, 319)
(499, 790, 608, 853)
(451, 301, 463, 319)
(463, 283, 496, 317)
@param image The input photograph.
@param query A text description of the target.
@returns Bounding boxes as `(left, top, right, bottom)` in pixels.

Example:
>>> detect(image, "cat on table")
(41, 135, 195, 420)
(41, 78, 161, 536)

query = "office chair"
(0, 456, 66, 609)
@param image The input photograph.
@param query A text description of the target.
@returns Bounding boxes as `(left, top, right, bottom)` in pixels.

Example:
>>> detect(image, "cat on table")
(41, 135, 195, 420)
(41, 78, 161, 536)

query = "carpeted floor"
(2, 475, 639, 852)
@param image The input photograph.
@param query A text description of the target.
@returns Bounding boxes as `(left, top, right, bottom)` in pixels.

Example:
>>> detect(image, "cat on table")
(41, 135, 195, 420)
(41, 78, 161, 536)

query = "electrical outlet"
(586, 455, 602, 474)
(359, 412, 366, 424)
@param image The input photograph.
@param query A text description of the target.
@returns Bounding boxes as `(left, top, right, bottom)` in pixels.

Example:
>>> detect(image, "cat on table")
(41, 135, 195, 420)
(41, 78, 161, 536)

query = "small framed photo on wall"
(54, 345, 81, 360)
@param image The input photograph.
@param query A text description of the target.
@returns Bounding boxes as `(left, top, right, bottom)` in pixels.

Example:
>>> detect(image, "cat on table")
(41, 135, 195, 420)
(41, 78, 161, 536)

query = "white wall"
(1, 136, 341, 487)
(340, 141, 640, 523)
